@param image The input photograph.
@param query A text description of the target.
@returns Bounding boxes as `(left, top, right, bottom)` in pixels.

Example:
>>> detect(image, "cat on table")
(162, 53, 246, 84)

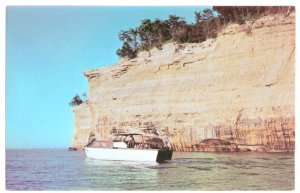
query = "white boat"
(84, 133, 173, 163)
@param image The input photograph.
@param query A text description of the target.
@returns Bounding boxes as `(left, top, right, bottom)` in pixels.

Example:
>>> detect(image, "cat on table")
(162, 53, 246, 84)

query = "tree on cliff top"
(167, 15, 188, 43)
(116, 6, 294, 60)
(116, 29, 139, 59)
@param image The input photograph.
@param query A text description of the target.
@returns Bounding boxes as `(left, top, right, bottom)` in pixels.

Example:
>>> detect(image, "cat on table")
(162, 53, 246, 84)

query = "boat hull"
(85, 147, 173, 163)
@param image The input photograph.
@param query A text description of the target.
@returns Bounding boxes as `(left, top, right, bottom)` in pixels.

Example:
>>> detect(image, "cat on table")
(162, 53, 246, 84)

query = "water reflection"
(6, 149, 294, 190)
(82, 158, 159, 190)
(81, 152, 294, 190)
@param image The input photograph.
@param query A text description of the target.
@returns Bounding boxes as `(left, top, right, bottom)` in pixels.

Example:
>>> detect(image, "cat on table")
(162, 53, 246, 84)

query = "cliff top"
(84, 12, 295, 81)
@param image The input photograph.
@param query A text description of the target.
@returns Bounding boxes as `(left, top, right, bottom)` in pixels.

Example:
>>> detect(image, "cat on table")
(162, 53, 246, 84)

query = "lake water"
(6, 149, 294, 190)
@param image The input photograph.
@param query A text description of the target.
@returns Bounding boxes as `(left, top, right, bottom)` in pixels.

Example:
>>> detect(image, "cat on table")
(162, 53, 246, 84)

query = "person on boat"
(128, 135, 135, 148)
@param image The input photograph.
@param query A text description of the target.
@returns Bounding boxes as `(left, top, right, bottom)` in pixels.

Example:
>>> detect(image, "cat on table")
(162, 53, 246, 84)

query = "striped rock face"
(72, 12, 295, 152)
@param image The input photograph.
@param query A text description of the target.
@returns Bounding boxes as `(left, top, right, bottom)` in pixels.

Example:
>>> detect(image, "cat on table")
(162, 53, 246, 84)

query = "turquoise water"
(6, 149, 294, 190)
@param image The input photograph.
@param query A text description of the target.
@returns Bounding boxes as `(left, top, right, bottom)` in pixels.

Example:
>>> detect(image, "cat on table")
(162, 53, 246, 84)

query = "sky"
(6, 6, 210, 148)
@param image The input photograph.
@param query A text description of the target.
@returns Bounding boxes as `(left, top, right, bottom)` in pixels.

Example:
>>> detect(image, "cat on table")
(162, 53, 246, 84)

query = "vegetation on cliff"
(69, 93, 87, 107)
(116, 6, 294, 59)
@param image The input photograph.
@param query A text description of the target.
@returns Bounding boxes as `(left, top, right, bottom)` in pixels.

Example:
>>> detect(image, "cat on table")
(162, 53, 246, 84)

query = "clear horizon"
(6, 6, 210, 148)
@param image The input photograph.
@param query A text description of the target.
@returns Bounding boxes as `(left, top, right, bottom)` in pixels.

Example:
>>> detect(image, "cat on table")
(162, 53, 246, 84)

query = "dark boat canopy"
(113, 133, 143, 136)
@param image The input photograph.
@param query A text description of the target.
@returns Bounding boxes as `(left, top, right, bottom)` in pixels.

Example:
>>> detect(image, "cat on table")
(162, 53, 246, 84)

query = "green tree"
(192, 8, 217, 41)
(138, 19, 155, 50)
(167, 15, 188, 43)
(116, 42, 137, 59)
(116, 28, 139, 59)
(119, 28, 139, 51)
(152, 19, 171, 49)
(187, 24, 205, 43)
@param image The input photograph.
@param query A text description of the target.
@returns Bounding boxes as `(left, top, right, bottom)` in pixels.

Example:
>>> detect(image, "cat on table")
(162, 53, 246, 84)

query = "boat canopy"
(113, 133, 143, 136)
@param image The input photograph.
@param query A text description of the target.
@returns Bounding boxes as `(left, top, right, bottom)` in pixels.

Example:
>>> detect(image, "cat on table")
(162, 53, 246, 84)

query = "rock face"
(71, 13, 295, 152)
(71, 103, 92, 150)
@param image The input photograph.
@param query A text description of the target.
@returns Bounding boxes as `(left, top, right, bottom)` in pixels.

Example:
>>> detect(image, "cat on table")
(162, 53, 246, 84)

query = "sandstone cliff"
(71, 12, 295, 152)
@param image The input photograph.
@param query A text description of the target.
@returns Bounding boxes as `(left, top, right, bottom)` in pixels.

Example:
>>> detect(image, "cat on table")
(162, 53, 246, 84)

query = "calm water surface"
(6, 149, 294, 190)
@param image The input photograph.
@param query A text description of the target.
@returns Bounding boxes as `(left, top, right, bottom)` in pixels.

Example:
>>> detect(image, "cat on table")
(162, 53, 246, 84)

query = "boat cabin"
(113, 133, 143, 148)
(87, 133, 167, 150)
(113, 133, 165, 149)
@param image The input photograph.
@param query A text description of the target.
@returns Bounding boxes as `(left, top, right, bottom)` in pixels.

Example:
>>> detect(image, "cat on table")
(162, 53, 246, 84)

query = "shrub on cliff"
(69, 94, 84, 107)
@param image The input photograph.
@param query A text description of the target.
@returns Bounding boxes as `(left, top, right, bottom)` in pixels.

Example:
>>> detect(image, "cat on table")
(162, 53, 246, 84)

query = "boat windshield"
(113, 134, 143, 142)
(89, 140, 113, 148)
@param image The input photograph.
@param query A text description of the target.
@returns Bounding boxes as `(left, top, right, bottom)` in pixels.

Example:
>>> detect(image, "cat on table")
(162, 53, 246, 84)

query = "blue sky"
(6, 6, 209, 148)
